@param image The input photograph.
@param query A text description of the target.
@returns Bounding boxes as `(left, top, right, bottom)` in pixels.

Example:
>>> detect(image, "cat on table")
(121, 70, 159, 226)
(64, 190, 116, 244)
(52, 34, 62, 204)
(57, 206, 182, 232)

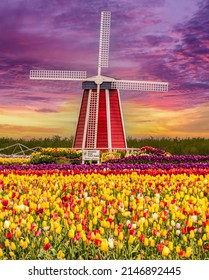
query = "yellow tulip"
(11, 242, 16, 251)
(42, 221, 47, 227)
(99, 227, 104, 235)
(89, 221, 93, 231)
(166, 242, 172, 251)
(144, 238, 149, 247)
(162, 246, 170, 257)
(92, 218, 97, 225)
(5, 239, 10, 247)
(69, 212, 74, 219)
(198, 239, 203, 247)
(176, 245, 181, 253)
(68, 229, 75, 239)
(106, 221, 110, 228)
(202, 234, 207, 241)
(55, 226, 62, 234)
(118, 232, 124, 241)
(150, 239, 155, 247)
(159, 218, 163, 225)
(161, 229, 167, 237)
(157, 224, 160, 231)
(136, 254, 141, 260)
(11, 222, 17, 229)
(95, 233, 101, 240)
(0, 249, 3, 257)
(185, 247, 192, 258)
(100, 240, 108, 252)
(187, 220, 193, 227)
(139, 225, 144, 232)
(189, 230, 195, 239)
(15, 229, 22, 239)
(9, 252, 15, 258)
(128, 235, 135, 245)
(44, 237, 49, 245)
(76, 224, 83, 232)
(57, 250, 65, 259)
(183, 235, 187, 242)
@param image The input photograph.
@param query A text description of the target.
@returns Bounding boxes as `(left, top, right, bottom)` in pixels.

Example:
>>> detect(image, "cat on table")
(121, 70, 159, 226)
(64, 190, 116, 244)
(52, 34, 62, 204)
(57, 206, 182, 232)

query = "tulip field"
(0, 150, 209, 260)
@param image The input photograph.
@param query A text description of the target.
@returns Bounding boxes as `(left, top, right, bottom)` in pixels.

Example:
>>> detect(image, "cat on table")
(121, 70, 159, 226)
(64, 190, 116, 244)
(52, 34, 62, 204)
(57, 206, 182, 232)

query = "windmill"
(30, 11, 168, 151)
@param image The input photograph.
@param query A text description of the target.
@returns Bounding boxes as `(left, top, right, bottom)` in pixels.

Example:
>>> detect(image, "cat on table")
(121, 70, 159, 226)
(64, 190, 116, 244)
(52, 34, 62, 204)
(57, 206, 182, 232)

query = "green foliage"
(1, 136, 209, 156)
(127, 137, 209, 155)
(0, 136, 73, 155)
(30, 148, 82, 164)
(30, 153, 55, 164)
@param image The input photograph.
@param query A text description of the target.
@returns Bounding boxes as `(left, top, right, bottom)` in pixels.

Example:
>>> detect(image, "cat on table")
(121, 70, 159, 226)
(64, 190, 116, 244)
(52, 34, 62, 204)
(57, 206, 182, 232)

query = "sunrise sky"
(1, 0, 209, 139)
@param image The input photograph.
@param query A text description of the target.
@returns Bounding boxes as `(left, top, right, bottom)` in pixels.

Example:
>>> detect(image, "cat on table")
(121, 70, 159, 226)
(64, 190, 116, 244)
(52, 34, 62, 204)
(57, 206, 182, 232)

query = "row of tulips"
(110, 154, 209, 164)
(2, 161, 209, 173)
(0, 168, 209, 259)
(0, 157, 30, 165)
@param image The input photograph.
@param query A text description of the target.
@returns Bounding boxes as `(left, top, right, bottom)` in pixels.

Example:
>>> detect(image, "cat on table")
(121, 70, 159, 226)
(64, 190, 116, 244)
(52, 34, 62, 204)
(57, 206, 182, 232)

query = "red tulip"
(181, 228, 187, 234)
(156, 244, 163, 252)
(139, 234, 145, 243)
(2, 200, 8, 207)
(129, 229, 136, 235)
(204, 244, 209, 250)
(43, 243, 51, 250)
(75, 232, 81, 240)
(153, 229, 158, 235)
(94, 239, 102, 246)
(179, 250, 185, 257)
(35, 229, 42, 237)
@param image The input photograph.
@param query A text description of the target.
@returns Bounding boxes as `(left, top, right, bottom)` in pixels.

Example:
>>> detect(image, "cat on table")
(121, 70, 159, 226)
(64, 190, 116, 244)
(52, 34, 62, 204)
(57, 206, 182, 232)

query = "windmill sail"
(98, 11, 111, 71)
(30, 70, 87, 80)
(111, 80, 168, 92)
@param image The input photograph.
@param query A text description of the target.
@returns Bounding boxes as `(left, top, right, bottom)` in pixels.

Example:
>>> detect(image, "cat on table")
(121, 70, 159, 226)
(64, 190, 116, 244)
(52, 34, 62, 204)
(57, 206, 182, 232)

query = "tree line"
(0, 135, 209, 155)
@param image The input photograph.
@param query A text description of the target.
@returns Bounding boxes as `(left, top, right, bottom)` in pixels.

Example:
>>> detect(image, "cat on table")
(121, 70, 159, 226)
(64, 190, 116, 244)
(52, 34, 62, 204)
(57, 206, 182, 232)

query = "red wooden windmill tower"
(30, 11, 168, 150)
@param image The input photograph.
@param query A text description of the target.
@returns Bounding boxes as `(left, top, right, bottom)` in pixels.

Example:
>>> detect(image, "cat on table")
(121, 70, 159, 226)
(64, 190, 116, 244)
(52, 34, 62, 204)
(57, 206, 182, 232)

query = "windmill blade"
(30, 70, 87, 81)
(111, 80, 168, 92)
(98, 11, 111, 73)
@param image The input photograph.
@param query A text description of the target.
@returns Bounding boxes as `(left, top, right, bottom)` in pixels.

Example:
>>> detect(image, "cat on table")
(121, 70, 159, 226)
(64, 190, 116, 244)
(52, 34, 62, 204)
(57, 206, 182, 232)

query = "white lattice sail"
(111, 80, 168, 92)
(98, 11, 111, 69)
(30, 70, 87, 80)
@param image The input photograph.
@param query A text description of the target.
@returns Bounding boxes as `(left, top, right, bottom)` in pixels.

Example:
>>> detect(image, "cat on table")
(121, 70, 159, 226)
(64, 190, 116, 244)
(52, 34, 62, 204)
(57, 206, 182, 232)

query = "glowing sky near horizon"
(1, 0, 209, 139)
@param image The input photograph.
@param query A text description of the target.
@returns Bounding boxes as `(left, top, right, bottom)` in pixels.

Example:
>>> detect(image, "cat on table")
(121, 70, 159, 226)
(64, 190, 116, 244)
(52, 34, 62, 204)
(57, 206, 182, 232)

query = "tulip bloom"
(118, 232, 124, 241)
(57, 250, 65, 259)
(176, 246, 181, 253)
(55, 226, 62, 234)
(43, 243, 51, 250)
(144, 238, 149, 247)
(100, 240, 108, 252)
(198, 239, 203, 247)
(108, 238, 114, 248)
(10, 242, 16, 251)
(68, 229, 75, 239)
(0, 249, 3, 257)
(129, 235, 135, 245)
(189, 230, 195, 239)
(185, 247, 192, 258)
(4, 220, 10, 229)
(156, 244, 163, 252)
(162, 246, 170, 257)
